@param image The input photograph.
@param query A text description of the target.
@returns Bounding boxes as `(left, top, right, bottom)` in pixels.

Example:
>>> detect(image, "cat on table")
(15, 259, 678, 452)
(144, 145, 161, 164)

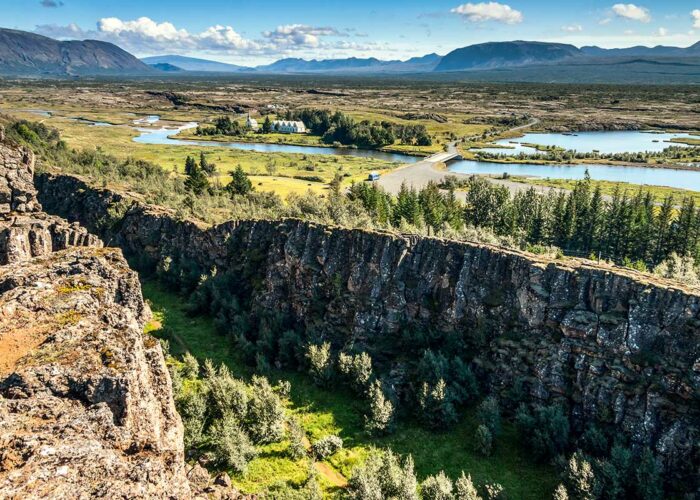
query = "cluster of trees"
(347, 449, 505, 500)
(183, 153, 254, 199)
(475, 145, 698, 165)
(170, 354, 286, 474)
(195, 116, 246, 136)
(285, 108, 432, 149)
(350, 173, 700, 269)
(191, 108, 435, 149)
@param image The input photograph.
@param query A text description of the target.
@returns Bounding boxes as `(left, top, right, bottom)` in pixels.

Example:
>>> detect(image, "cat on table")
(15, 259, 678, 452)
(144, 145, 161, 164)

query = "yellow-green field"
(4, 110, 400, 195)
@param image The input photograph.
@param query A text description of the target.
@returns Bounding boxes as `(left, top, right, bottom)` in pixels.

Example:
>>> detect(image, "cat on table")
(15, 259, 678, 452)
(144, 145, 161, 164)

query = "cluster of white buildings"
(272, 120, 307, 134)
(246, 115, 306, 134)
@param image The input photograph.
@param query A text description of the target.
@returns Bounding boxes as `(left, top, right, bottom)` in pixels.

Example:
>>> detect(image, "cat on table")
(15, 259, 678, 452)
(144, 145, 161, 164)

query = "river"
(132, 120, 700, 191)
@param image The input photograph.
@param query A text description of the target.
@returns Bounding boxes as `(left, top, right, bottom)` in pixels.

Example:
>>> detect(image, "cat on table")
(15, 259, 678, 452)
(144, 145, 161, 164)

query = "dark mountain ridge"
(0, 28, 152, 76)
(434, 40, 581, 71)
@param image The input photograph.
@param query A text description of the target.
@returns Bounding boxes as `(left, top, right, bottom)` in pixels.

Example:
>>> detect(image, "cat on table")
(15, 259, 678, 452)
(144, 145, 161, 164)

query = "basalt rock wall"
(0, 134, 194, 498)
(37, 172, 700, 487)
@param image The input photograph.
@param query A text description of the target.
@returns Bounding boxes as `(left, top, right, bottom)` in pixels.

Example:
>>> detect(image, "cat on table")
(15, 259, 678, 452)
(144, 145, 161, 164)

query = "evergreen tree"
(184, 162, 209, 195)
(566, 452, 596, 500)
(262, 116, 272, 133)
(474, 424, 493, 457)
(364, 379, 395, 436)
(635, 448, 663, 500)
(226, 165, 253, 196)
(184, 155, 197, 176)
(417, 379, 458, 429)
(199, 151, 216, 176)
(455, 472, 481, 500)
(553, 484, 569, 500)
(306, 342, 333, 387)
(421, 471, 454, 500)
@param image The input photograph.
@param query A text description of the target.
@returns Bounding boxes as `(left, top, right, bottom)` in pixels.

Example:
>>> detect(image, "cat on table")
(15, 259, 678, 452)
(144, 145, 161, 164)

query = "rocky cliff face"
(0, 128, 101, 264)
(0, 134, 193, 498)
(36, 172, 700, 489)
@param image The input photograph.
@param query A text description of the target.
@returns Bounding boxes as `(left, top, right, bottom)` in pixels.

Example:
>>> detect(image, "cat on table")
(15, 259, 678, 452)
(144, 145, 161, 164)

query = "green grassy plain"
(142, 280, 558, 499)
(12, 112, 399, 194)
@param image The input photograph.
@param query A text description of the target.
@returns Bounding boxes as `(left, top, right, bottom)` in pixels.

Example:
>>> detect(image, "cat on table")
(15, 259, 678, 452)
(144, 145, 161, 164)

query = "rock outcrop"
(36, 171, 700, 490)
(0, 133, 192, 498)
(0, 130, 100, 264)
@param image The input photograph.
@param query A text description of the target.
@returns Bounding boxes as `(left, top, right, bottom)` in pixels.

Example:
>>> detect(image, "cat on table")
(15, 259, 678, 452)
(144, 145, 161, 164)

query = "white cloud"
(198, 25, 259, 50)
(33, 17, 383, 63)
(611, 4, 651, 23)
(599, 18, 612, 25)
(97, 17, 193, 46)
(262, 25, 342, 49)
(34, 23, 84, 38)
(656, 27, 668, 37)
(624, 29, 635, 35)
(451, 2, 523, 24)
(692, 9, 700, 29)
(561, 24, 583, 32)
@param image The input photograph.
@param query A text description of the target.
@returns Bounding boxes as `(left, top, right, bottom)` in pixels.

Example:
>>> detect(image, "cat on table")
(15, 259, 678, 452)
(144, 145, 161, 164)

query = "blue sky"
(3, 0, 699, 64)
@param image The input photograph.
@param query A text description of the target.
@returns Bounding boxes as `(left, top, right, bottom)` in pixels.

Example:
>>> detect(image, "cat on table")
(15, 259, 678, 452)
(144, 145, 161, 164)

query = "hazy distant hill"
(257, 57, 388, 73)
(148, 62, 184, 72)
(434, 41, 581, 72)
(255, 54, 441, 73)
(581, 42, 700, 58)
(0, 28, 152, 76)
(141, 55, 250, 73)
(416, 56, 700, 84)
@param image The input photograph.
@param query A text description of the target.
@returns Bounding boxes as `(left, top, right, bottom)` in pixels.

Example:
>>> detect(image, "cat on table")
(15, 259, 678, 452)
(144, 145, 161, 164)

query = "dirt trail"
(301, 435, 348, 488)
(314, 462, 348, 488)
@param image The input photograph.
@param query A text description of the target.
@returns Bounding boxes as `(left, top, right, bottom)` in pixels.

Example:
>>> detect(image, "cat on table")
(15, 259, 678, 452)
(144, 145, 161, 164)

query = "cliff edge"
(0, 130, 192, 497)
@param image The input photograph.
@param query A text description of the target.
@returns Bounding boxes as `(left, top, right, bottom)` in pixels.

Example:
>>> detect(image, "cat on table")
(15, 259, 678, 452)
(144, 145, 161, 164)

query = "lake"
(446, 159, 700, 191)
(472, 130, 698, 155)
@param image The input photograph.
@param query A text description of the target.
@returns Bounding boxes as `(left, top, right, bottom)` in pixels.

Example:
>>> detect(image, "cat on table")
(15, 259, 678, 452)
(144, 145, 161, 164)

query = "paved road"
(377, 118, 551, 199)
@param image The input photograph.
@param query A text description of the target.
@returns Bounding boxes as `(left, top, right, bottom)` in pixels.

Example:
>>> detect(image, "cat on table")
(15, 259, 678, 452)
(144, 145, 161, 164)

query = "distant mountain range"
(141, 54, 249, 73)
(0, 28, 152, 76)
(143, 41, 700, 74)
(0, 27, 698, 82)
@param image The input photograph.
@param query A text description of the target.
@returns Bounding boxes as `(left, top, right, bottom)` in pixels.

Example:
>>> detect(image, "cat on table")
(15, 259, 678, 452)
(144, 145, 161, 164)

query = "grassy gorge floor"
(142, 280, 557, 499)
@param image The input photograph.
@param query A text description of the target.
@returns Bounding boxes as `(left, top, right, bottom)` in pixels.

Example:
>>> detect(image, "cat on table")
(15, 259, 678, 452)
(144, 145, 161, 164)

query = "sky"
(2, 0, 699, 65)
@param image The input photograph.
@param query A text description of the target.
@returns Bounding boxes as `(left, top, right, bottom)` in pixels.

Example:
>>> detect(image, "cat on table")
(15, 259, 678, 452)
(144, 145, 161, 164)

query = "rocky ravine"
(0, 132, 203, 498)
(37, 171, 700, 490)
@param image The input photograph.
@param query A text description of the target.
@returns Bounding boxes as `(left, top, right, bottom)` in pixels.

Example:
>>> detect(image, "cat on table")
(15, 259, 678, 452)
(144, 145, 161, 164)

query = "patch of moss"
(56, 310, 82, 326)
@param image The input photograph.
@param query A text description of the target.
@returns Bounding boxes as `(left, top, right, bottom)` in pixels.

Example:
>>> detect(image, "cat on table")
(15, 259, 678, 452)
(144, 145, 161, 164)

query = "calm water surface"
(133, 123, 420, 163)
(472, 131, 698, 155)
(447, 159, 700, 191)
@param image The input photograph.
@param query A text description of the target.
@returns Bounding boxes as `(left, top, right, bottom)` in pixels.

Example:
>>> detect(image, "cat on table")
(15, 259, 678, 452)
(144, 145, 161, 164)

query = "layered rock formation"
(0, 133, 193, 497)
(37, 172, 700, 490)
(0, 127, 100, 264)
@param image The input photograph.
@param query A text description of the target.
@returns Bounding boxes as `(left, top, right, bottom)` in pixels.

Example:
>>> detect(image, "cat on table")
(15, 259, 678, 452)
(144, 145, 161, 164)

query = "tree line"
(475, 144, 698, 164)
(349, 172, 700, 269)
(285, 108, 432, 148)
